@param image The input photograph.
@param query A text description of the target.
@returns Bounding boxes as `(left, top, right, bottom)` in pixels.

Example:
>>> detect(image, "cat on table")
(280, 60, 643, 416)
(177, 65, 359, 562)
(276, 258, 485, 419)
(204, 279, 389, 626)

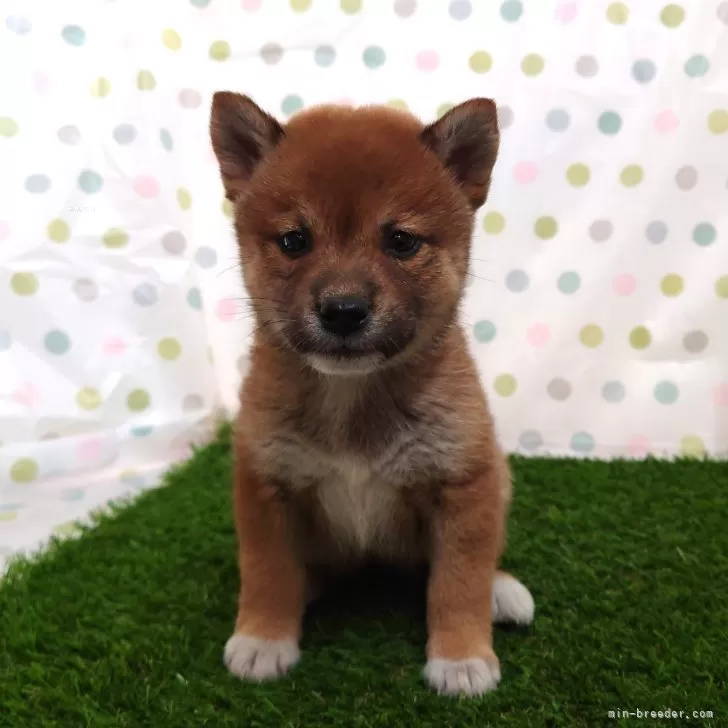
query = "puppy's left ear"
(420, 98, 499, 209)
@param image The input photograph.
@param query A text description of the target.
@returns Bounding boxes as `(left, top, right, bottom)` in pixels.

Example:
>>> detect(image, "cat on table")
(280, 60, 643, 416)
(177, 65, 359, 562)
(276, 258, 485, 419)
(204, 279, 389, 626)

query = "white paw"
(424, 657, 501, 696)
(492, 573, 535, 625)
(224, 634, 300, 682)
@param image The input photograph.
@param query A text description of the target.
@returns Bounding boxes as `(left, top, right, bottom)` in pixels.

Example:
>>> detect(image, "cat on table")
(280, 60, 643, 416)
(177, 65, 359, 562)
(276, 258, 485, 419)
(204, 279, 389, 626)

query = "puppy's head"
(210, 94, 499, 376)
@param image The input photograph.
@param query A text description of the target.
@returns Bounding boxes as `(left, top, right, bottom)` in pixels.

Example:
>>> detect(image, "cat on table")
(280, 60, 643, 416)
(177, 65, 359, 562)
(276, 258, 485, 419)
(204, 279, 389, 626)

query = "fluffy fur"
(210, 93, 534, 697)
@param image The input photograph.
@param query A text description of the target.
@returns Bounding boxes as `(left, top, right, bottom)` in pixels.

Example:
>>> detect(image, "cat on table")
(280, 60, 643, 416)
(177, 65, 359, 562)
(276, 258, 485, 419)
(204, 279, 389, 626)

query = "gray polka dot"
(393, 0, 417, 16)
(24, 174, 51, 193)
(545, 108, 570, 132)
(718, 2, 728, 24)
(497, 105, 514, 129)
(179, 88, 202, 109)
(645, 220, 668, 244)
(632, 59, 656, 84)
(194, 246, 217, 268)
(547, 377, 571, 401)
(602, 380, 626, 403)
(589, 219, 613, 242)
(505, 269, 529, 292)
(133, 283, 158, 306)
(314, 44, 336, 67)
(575, 55, 599, 78)
(683, 330, 708, 353)
(41, 431, 61, 440)
(182, 394, 205, 411)
(0, 329, 11, 351)
(162, 230, 186, 255)
(73, 278, 99, 302)
(113, 123, 137, 145)
(57, 125, 81, 145)
(448, 0, 472, 20)
(675, 165, 698, 190)
(518, 430, 543, 451)
(260, 42, 284, 65)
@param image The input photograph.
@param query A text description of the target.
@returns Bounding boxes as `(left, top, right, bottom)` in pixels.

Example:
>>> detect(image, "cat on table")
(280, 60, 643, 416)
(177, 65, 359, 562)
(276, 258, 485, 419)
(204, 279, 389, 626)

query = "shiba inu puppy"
(210, 93, 534, 697)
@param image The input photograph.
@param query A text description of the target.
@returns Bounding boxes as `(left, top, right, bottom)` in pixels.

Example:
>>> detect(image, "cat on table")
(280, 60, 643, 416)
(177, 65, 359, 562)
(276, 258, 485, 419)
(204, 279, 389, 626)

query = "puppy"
(210, 93, 534, 697)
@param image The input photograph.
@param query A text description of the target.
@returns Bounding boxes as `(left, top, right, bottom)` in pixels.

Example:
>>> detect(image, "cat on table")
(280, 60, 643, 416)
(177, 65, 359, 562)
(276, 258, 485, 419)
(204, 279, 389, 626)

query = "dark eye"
(276, 228, 312, 258)
(384, 229, 422, 259)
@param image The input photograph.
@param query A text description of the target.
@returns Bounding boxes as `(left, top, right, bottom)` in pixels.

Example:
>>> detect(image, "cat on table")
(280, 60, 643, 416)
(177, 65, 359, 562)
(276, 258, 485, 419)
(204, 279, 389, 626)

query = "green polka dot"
(363, 45, 386, 69)
(158, 338, 182, 360)
(222, 198, 233, 218)
(692, 222, 716, 247)
(209, 40, 230, 61)
(103, 227, 128, 248)
(707, 109, 728, 134)
(660, 273, 683, 297)
(127, 389, 151, 411)
(162, 28, 182, 50)
(290, 0, 312, 10)
(77, 387, 102, 410)
(620, 165, 643, 187)
(436, 103, 454, 119)
(566, 163, 590, 187)
(606, 2, 629, 24)
(660, 4, 685, 27)
(11, 272, 38, 296)
(716, 275, 728, 298)
(281, 94, 303, 116)
(680, 434, 705, 457)
(494, 373, 517, 396)
(521, 54, 544, 77)
(469, 51, 492, 74)
(629, 325, 652, 349)
(78, 169, 104, 194)
(10, 458, 38, 484)
(483, 212, 505, 234)
(90, 77, 112, 97)
(579, 324, 604, 348)
(558, 271, 581, 294)
(136, 70, 156, 91)
(386, 99, 409, 111)
(474, 320, 496, 342)
(654, 380, 679, 405)
(340, 0, 361, 13)
(0, 117, 19, 137)
(598, 111, 622, 135)
(177, 188, 192, 210)
(535, 216, 558, 239)
(44, 330, 71, 355)
(47, 218, 70, 243)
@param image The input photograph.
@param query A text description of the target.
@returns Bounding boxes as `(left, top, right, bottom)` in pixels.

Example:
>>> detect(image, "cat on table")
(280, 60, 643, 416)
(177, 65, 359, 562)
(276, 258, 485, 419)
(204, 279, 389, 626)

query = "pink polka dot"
(415, 50, 440, 72)
(0, 221, 9, 242)
(13, 382, 39, 407)
(240, 0, 262, 10)
(216, 298, 237, 322)
(132, 175, 160, 199)
(654, 110, 680, 134)
(627, 435, 650, 458)
(527, 323, 551, 347)
(555, 2, 578, 23)
(103, 336, 127, 356)
(513, 161, 539, 184)
(77, 438, 103, 462)
(33, 71, 50, 93)
(715, 383, 728, 407)
(612, 273, 636, 296)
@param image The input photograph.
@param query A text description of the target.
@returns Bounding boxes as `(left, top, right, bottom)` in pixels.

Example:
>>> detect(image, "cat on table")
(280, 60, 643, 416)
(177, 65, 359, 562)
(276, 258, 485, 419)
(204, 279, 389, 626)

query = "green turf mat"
(1, 431, 726, 727)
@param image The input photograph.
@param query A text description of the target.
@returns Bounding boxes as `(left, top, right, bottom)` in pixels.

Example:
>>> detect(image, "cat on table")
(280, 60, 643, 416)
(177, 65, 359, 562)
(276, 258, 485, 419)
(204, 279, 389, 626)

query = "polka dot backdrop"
(1, 0, 728, 571)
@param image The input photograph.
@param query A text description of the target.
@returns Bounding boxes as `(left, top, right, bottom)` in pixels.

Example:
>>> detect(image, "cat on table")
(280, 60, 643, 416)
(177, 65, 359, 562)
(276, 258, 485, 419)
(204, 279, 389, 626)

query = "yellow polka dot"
(0, 117, 19, 137)
(176, 188, 192, 210)
(47, 218, 70, 243)
(340, 0, 361, 13)
(10, 458, 39, 484)
(535, 216, 558, 239)
(127, 389, 150, 412)
(0, 510, 18, 522)
(290, 0, 312, 10)
(707, 109, 728, 135)
(716, 275, 728, 298)
(54, 522, 83, 537)
(386, 99, 409, 111)
(158, 338, 182, 361)
(660, 273, 684, 297)
(620, 164, 644, 187)
(521, 54, 545, 77)
(469, 51, 492, 74)
(103, 227, 129, 249)
(660, 4, 685, 27)
(137, 70, 156, 91)
(566, 163, 590, 187)
(494, 374, 517, 397)
(437, 102, 454, 119)
(483, 212, 505, 234)
(90, 77, 112, 97)
(11, 272, 38, 296)
(77, 387, 102, 411)
(162, 28, 182, 51)
(209, 40, 231, 62)
(222, 198, 234, 218)
(629, 326, 652, 349)
(606, 2, 629, 24)
(680, 434, 705, 458)
(580, 324, 604, 348)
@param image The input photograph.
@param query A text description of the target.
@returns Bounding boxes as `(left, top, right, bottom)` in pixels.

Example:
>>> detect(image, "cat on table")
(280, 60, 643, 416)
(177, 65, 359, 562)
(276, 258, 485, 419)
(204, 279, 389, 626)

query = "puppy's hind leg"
(492, 570, 535, 626)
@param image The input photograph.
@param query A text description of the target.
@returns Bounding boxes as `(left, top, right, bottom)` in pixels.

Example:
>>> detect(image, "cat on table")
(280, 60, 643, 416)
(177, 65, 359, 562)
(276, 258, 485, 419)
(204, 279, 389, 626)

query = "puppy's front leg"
(424, 469, 503, 697)
(224, 450, 307, 683)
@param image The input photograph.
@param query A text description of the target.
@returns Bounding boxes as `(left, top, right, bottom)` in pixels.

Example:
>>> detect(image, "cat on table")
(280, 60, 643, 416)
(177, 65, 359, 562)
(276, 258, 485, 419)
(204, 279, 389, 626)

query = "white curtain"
(2, 0, 727, 571)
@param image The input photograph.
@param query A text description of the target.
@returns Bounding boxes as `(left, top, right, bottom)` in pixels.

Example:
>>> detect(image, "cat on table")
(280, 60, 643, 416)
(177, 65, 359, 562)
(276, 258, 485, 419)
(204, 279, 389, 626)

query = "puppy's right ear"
(210, 92, 284, 201)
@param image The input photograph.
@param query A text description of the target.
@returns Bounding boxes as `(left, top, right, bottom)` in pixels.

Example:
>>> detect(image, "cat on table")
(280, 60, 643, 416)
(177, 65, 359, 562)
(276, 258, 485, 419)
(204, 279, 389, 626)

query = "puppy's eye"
(277, 229, 312, 258)
(384, 229, 422, 259)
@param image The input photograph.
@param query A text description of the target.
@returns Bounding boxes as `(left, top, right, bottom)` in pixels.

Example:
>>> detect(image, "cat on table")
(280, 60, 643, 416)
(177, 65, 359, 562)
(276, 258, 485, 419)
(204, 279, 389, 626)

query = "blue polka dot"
(159, 128, 174, 151)
(0, 329, 11, 351)
(506, 269, 530, 292)
(78, 169, 104, 194)
(132, 283, 158, 306)
(518, 430, 543, 451)
(692, 222, 716, 247)
(602, 380, 626, 403)
(44, 330, 71, 355)
(500, 0, 523, 21)
(113, 124, 137, 145)
(654, 380, 679, 405)
(189, 0, 211, 7)
(281, 94, 304, 116)
(684, 54, 709, 78)
(60, 489, 86, 502)
(61, 25, 86, 46)
(545, 108, 570, 132)
(632, 59, 657, 84)
(131, 426, 153, 438)
(449, 0, 472, 20)
(558, 271, 581, 294)
(187, 287, 202, 310)
(314, 44, 336, 67)
(570, 431, 595, 454)
(194, 246, 217, 268)
(363, 45, 386, 69)
(5, 15, 32, 35)
(24, 174, 51, 193)
(474, 320, 496, 342)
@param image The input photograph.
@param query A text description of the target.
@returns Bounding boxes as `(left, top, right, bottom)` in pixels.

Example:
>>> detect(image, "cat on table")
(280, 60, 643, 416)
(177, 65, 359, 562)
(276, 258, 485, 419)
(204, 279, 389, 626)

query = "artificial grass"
(1, 432, 726, 728)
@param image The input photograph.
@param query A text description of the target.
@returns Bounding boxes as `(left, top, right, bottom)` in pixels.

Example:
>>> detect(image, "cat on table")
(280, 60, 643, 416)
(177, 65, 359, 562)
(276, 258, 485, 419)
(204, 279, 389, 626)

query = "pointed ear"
(209, 92, 285, 201)
(420, 98, 499, 209)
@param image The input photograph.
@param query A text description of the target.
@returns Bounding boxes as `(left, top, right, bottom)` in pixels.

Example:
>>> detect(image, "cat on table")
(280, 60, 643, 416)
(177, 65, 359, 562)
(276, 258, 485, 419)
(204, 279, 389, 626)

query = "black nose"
(318, 295, 371, 336)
